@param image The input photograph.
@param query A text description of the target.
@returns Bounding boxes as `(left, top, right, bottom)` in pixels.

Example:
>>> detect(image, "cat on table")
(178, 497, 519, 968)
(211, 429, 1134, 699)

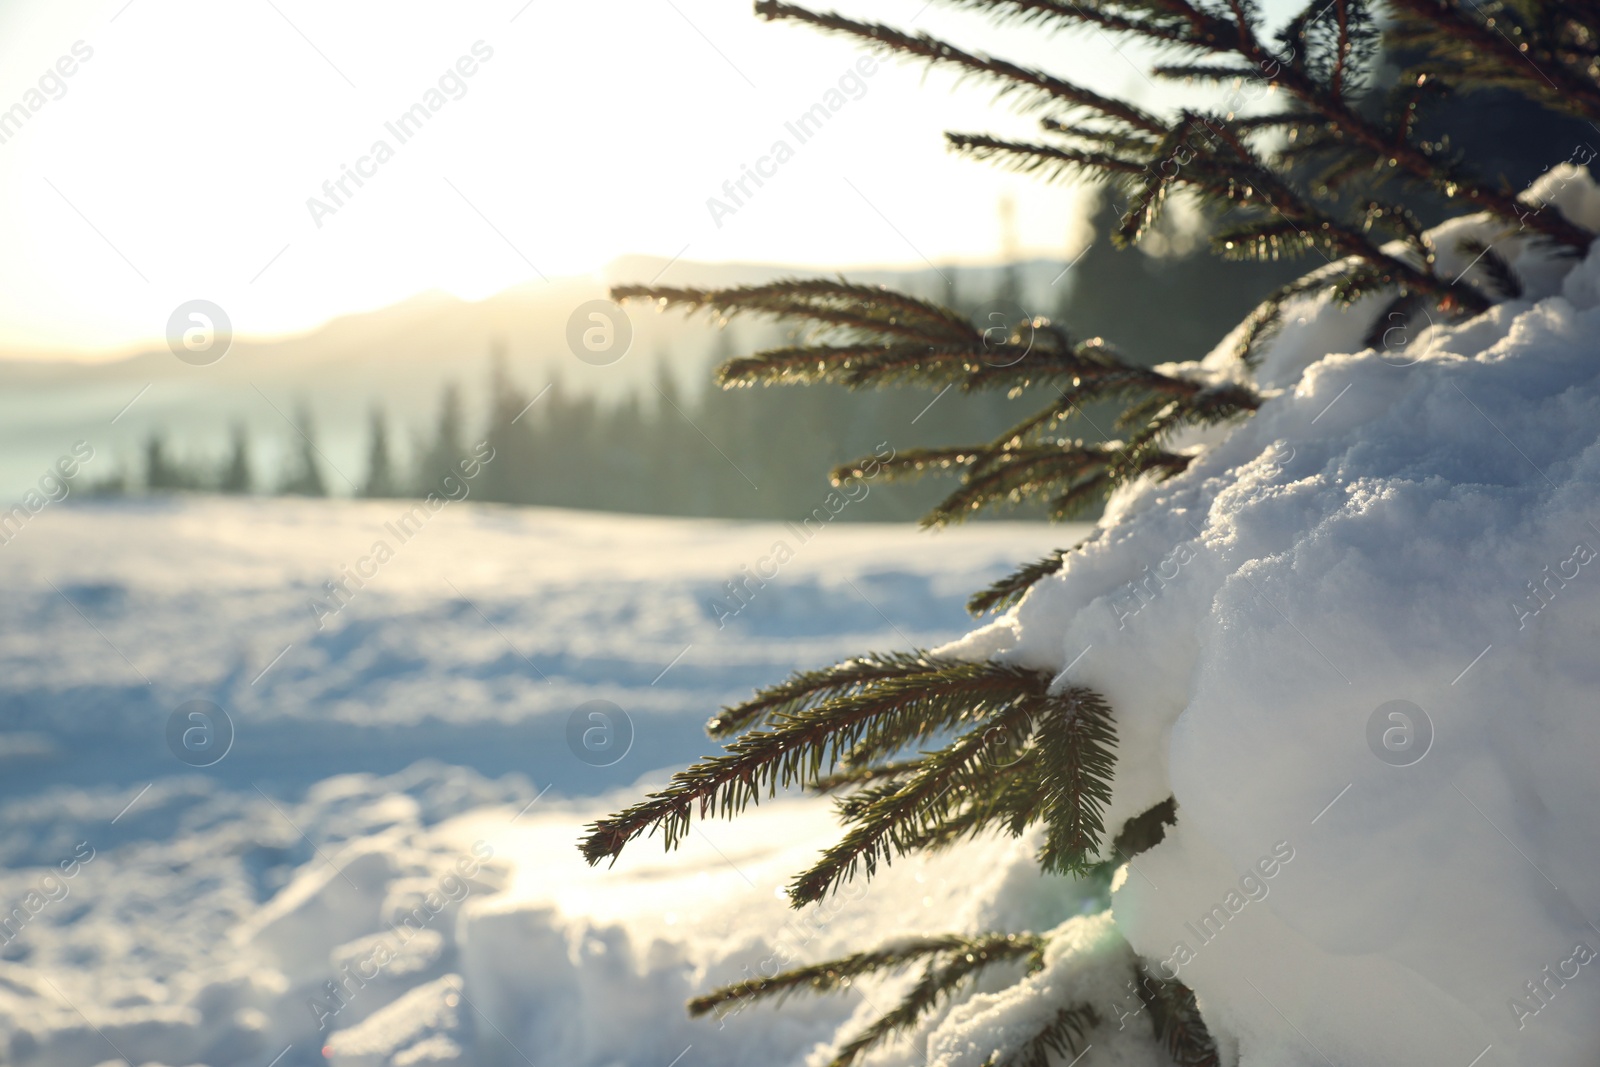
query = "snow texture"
(0, 496, 1066, 799)
(0, 503, 1077, 1067)
(940, 164, 1600, 1064)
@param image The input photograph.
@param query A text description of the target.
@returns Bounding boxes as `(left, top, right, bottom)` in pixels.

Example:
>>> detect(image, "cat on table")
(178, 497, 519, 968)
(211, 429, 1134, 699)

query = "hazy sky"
(0, 0, 1180, 355)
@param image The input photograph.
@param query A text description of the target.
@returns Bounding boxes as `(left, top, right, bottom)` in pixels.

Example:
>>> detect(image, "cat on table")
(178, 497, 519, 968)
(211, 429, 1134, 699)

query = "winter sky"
(0, 0, 1195, 355)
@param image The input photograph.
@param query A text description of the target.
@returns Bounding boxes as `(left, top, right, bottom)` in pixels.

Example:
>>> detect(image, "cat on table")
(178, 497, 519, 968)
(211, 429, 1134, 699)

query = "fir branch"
(924, 0, 1182, 41)
(617, 279, 1205, 400)
(832, 445, 986, 484)
(788, 694, 1045, 903)
(718, 339, 1179, 394)
(1387, 0, 1600, 125)
(1171, 111, 1492, 314)
(830, 774, 926, 822)
(612, 279, 975, 343)
(1231, 110, 1322, 132)
(812, 759, 926, 795)
(754, 1, 1165, 134)
(1255, 1, 1596, 249)
(1111, 796, 1178, 860)
(1079, 797, 1179, 883)
(707, 651, 964, 737)
(1081, 0, 1597, 252)
(977, 360, 1218, 443)
(1457, 237, 1525, 300)
(1136, 976, 1221, 1067)
(981, 1003, 1100, 1067)
(1360, 200, 1433, 266)
(947, 132, 1149, 186)
(1230, 258, 1375, 364)
(1324, 0, 1377, 100)
(1113, 390, 1180, 433)
(967, 546, 1077, 615)
(860, 379, 1222, 528)
(1113, 383, 1260, 468)
(945, 0, 1594, 251)
(580, 659, 1058, 865)
(1214, 220, 1324, 260)
(1047, 467, 1122, 520)
(1038, 115, 1162, 152)
(920, 444, 1123, 526)
(1113, 119, 1200, 246)
(1361, 287, 1428, 351)
(828, 936, 1049, 1067)
(797, 684, 1120, 900)
(687, 932, 1045, 1018)
(893, 761, 1047, 853)
(1032, 688, 1118, 875)
(1151, 63, 1264, 81)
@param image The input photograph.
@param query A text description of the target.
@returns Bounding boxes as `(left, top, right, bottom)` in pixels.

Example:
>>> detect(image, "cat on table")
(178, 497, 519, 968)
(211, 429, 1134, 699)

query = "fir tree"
(361, 406, 400, 499)
(584, 0, 1599, 1060)
(647, 355, 690, 515)
(143, 433, 179, 492)
(540, 378, 601, 508)
(218, 422, 253, 495)
(601, 390, 651, 512)
(480, 346, 540, 506)
(278, 401, 327, 497)
(415, 382, 467, 495)
(144, 431, 205, 492)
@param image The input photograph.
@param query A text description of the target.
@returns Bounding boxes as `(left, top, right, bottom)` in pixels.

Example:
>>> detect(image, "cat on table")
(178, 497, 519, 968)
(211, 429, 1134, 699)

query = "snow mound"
(943, 165, 1600, 1063)
(324, 974, 466, 1067)
(441, 796, 1097, 1067)
(930, 913, 1166, 1067)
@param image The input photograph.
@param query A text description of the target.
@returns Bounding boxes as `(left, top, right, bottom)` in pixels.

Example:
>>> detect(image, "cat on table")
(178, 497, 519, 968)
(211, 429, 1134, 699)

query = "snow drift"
(938, 164, 1600, 1064)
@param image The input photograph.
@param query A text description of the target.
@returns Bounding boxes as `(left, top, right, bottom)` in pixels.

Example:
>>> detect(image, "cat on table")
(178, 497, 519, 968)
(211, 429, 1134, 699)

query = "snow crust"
(942, 165, 1600, 1064)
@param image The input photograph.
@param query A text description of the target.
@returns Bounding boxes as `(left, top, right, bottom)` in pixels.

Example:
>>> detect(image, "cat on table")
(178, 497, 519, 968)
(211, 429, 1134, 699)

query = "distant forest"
(90, 203, 1303, 522)
(88, 350, 1055, 524)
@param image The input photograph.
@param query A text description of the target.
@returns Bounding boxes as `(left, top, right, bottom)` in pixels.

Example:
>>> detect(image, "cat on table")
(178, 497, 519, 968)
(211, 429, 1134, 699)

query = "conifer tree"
(585, 2, 1598, 1057)
(648, 355, 690, 515)
(416, 382, 468, 495)
(278, 401, 327, 497)
(218, 421, 253, 495)
(480, 346, 539, 505)
(361, 406, 399, 499)
(144, 431, 205, 491)
(143, 433, 179, 492)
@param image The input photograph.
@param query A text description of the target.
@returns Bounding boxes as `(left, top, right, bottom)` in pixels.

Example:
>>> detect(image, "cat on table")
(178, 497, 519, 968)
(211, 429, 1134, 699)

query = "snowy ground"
(0, 496, 1079, 1067)
(20, 169, 1600, 1067)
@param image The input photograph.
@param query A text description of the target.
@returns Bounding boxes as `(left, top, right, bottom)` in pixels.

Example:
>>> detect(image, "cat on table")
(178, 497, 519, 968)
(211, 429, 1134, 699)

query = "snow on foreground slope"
(939, 164, 1600, 1064)
(0, 767, 1100, 1067)
(0, 497, 1068, 797)
(0, 501, 1076, 1067)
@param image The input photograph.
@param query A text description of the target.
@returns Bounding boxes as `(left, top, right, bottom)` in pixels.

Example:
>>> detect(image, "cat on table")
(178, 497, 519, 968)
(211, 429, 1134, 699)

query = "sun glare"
(0, 0, 1136, 355)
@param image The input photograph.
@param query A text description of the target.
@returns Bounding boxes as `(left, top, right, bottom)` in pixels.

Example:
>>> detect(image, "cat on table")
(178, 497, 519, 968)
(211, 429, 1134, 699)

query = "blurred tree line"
(98, 354, 1040, 522)
(93, 200, 1307, 521)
